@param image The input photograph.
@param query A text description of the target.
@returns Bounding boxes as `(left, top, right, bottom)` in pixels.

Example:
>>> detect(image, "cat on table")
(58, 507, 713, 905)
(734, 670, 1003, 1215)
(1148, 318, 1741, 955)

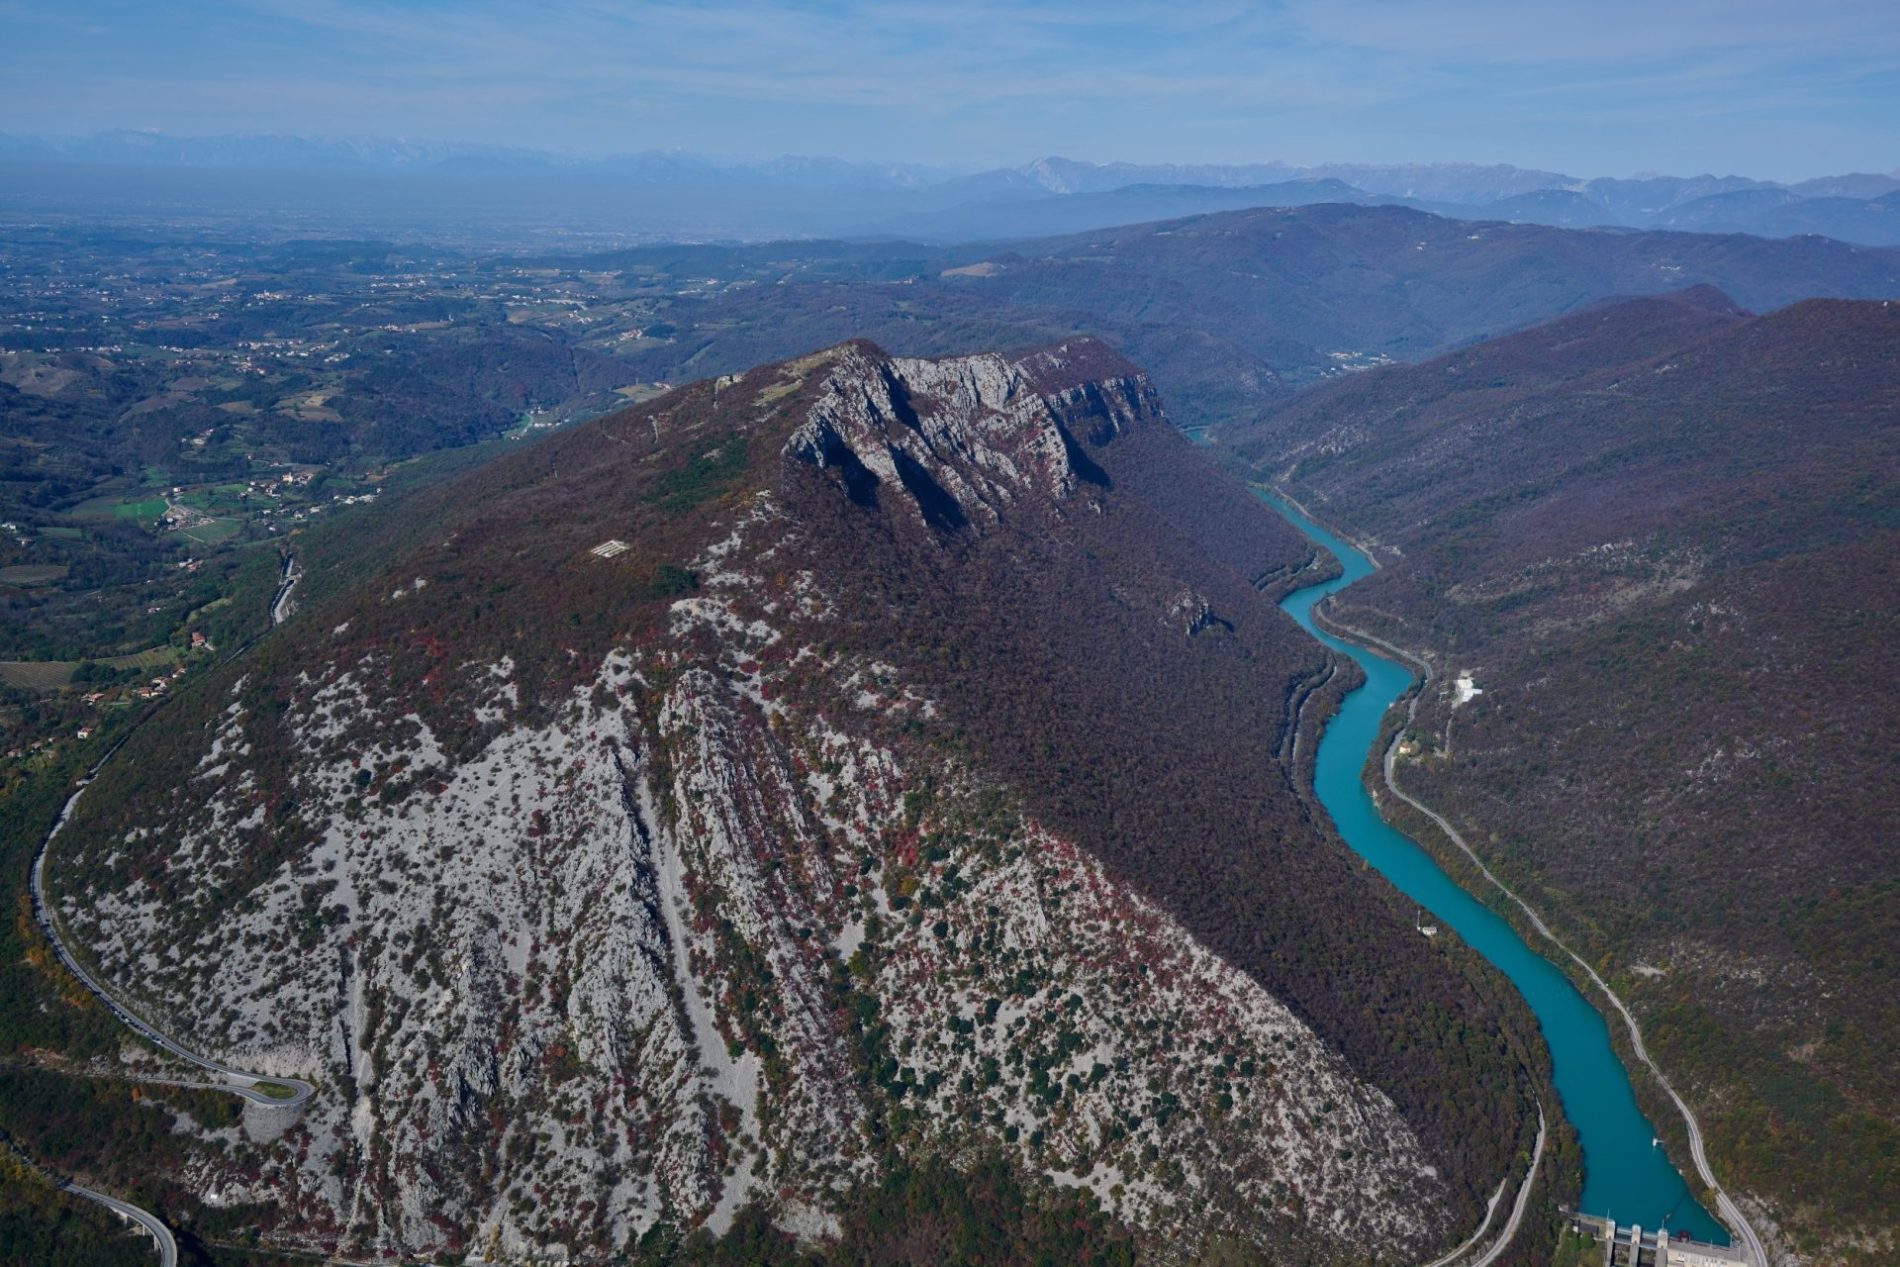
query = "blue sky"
(2, 0, 1896, 179)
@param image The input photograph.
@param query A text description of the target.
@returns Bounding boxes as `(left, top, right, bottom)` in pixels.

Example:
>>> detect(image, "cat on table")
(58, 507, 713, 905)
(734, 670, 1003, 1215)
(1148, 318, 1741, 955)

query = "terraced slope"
(45, 338, 1549, 1263)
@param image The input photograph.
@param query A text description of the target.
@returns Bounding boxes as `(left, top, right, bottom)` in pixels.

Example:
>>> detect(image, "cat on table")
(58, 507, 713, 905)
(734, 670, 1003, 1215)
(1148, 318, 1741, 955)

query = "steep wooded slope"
(1224, 291, 1900, 1266)
(44, 339, 1547, 1263)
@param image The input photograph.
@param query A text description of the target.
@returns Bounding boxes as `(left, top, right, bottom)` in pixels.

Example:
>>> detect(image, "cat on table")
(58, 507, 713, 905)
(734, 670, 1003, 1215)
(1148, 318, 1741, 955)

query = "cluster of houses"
(5, 735, 60, 760)
(77, 633, 211, 725)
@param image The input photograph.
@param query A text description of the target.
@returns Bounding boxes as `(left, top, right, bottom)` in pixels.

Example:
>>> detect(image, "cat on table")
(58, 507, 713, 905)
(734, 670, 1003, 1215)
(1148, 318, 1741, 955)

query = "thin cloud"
(1, 0, 1894, 177)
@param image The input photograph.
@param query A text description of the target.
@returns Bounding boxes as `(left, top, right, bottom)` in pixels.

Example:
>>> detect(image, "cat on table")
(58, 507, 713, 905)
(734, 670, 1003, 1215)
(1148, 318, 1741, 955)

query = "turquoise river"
(1262, 491, 1728, 1243)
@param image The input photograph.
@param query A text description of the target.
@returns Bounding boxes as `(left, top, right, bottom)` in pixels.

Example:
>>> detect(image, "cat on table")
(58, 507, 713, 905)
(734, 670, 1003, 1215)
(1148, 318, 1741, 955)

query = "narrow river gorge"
(1262, 491, 1731, 1246)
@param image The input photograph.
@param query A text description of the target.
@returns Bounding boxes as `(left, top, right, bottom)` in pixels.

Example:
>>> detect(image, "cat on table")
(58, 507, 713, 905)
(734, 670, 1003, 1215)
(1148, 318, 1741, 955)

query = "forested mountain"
(590, 203, 1900, 435)
(7, 205, 1898, 687)
(1221, 289, 1900, 1266)
(40, 338, 1551, 1263)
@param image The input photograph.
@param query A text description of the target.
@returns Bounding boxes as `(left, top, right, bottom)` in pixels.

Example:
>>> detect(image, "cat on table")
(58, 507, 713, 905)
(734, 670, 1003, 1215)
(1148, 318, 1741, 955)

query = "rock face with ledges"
(788, 342, 1152, 525)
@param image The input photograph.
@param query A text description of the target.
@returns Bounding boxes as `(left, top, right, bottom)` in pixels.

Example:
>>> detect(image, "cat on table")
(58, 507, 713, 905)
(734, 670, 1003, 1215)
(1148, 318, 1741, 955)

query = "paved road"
(1416, 1106, 1547, 1267)
(1269, 493, 1767, 1267)
(1465, 1109, 1546, 1267)
(25, 549, 315, 1263)
(29, 548, 315, 1108)
(63, 1181, 178, 1267)
(29, 773, 315, 1108)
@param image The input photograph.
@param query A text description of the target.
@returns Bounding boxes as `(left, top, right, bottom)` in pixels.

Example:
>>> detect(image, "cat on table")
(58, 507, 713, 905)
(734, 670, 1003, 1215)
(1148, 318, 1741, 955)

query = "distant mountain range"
(581, 201, 1900, 433)
(0, 129, 947, 189)
(3, 130, 1898, 246)
(890, 161, 1900, 246)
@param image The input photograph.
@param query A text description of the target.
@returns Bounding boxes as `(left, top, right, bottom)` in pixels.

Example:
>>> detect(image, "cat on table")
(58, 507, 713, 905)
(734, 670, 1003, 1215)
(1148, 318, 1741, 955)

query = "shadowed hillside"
(1224, 290, 1900, 1266)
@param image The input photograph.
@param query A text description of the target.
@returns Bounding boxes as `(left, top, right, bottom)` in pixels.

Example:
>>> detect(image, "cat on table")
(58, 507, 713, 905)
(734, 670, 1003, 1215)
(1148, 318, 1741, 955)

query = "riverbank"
(1259, 487, 1759, 1261)
(1365, 706, 1768, 1267)
(1282, 522, 1775, 1265)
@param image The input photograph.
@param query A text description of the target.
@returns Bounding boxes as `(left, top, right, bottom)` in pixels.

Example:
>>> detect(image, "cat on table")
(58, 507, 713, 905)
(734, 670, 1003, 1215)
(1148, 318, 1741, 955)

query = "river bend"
(1263, 491, 1728, 1244)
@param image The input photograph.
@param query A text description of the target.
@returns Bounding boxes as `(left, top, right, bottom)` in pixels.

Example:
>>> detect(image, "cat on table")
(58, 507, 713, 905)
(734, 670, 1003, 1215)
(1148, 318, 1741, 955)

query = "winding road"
(1365, 643, 1766, 1267)
(30, 806, 315, 1108)
(62, 1181, 179, 1267)
(24, 551, 310, 1261)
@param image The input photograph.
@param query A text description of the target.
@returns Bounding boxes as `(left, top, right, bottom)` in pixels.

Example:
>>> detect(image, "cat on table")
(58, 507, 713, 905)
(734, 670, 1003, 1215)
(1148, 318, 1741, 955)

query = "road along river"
(1261, 490, 1735, 1247)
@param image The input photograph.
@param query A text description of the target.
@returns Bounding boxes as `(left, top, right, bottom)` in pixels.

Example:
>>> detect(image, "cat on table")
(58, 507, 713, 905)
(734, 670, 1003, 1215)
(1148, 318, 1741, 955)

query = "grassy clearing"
(180, 484, 253, 513)
(101, 647, 179, 673)
(0, 565, 68, 586)
(251, 1080, 298, 1100)
(0, 661, 75, 690)
(0, 646, 179, 692)
(178, 518, 241, 546)
(67, 495, 166, 521)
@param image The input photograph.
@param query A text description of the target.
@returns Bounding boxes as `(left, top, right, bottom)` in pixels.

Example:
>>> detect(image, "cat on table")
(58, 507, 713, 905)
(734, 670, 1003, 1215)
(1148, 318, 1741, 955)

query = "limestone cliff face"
(787, 341, 1155, 526)
(50, 340, 1466, 1262)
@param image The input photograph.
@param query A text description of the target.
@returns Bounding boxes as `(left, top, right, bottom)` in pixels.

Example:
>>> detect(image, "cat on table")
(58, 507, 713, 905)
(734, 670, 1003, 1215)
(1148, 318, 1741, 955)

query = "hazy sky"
(3, 0, 1896, 179)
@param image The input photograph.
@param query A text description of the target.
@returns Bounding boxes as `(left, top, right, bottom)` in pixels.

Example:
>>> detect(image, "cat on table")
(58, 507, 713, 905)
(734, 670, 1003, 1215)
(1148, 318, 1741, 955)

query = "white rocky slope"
(52, 342, 1453, 1262)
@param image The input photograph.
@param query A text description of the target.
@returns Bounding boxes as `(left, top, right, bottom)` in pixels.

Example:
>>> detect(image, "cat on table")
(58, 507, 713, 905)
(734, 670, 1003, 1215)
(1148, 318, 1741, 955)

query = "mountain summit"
(46, 339, 1543, 1261)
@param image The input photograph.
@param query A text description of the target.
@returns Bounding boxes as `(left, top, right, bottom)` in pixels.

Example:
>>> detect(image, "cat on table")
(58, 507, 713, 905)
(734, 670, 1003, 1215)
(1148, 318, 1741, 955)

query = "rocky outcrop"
(786, 341, 1155, 529)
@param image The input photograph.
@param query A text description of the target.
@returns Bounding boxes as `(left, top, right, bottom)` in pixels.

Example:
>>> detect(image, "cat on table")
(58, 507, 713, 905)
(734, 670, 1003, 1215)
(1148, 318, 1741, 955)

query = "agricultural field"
(0, 644, 181, 693)
(0, 565, 67, 586)
(0, 660, 76, 691)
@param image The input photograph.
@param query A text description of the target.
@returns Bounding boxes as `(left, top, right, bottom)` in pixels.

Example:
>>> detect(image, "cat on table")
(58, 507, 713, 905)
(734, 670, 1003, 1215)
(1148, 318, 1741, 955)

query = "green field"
(0, 661, 77, 690)
(178, 517, 242, 546)
(180, 483, 253, 513)
(0, 645, 181, 692)
(101, 647, 180, 673)
(0, 565, 68, 586)
(68, 495, 167, 521)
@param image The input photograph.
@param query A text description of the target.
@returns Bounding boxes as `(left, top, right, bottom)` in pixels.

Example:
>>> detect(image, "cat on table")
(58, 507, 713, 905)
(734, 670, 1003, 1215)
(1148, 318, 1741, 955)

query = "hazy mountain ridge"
(7, 131, 1900, 245)
(11, 204, 1891, 685)
(43, 338, 1545, 1262)
(884, 170, 1900, 246)
(583, 202, 1900, 437)
(22, 131, 1887, 205)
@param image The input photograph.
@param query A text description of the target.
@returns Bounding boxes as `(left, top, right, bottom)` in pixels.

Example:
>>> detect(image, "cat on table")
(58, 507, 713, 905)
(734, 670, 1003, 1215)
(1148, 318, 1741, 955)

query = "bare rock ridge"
(786, 340, 1148, 525)
(46, 338, 1546, 1262)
